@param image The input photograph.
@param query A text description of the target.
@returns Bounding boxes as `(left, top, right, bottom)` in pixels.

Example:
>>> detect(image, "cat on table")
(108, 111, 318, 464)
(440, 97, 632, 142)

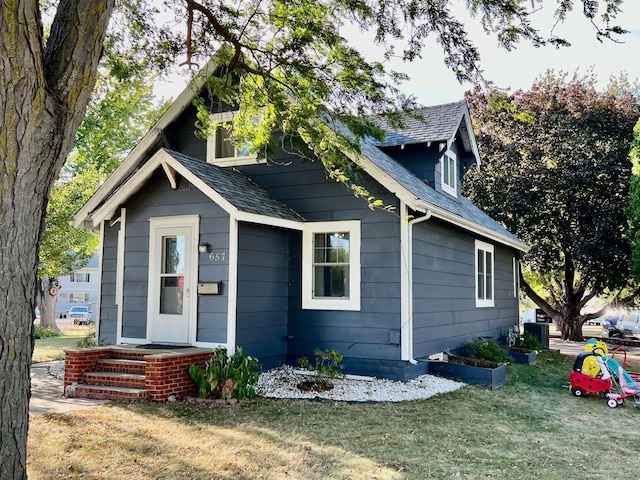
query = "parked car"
(67, 306, 92, 325)
(602, 311, 640, 339)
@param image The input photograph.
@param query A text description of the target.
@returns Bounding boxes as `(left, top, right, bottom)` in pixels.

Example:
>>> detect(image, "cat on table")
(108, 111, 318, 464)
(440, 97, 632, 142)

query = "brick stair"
(74, 352, 149, 401)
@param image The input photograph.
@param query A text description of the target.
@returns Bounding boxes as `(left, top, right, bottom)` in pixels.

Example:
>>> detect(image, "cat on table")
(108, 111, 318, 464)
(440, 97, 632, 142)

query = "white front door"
(148, 215, 199, 344)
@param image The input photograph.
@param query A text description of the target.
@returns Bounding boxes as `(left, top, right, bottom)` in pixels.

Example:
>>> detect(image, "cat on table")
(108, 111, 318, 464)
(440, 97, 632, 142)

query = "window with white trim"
(302, 221, 361, 311)
(70, 272, 90, 283)
(206, 111, 256, 166)
(441, 150, 457, 196)
(475, 240, 494, 308)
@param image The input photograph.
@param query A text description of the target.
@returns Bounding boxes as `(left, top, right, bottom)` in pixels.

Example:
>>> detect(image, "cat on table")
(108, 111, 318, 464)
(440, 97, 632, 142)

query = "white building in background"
(56, 256, 99, 319)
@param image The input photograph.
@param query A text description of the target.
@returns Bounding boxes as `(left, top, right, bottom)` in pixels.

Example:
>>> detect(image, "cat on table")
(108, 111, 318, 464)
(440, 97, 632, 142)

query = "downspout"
(400, 201, 432, 364)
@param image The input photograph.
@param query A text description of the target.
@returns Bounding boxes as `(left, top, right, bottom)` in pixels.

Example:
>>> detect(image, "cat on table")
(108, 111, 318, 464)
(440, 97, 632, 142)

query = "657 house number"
(208, 251, 227, 262)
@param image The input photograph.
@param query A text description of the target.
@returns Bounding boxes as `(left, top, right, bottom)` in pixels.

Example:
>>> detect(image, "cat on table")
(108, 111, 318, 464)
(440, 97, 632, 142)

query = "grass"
(27, 351, 640, 479)
(32, 327, 90, 363)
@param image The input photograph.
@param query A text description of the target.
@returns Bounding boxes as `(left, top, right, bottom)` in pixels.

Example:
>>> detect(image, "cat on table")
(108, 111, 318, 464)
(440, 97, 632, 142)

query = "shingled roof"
(164, 149, 304, 222)
(376, 101, 475, 155)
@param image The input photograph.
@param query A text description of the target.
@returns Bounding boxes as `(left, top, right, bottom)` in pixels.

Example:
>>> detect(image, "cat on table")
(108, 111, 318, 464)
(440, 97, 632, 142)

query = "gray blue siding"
(239, 157, 405, 377)
(235, 223, 290, 369)
(411, 220, 519, 358)
(98, 222, 119, 344)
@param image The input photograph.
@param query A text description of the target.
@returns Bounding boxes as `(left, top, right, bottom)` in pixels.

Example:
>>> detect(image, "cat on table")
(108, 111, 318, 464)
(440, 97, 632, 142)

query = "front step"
(83, 371, 146, 389)
(96, 358, 145, 375)
(73, 356, 148, 401)
(74, 384, 149, 401)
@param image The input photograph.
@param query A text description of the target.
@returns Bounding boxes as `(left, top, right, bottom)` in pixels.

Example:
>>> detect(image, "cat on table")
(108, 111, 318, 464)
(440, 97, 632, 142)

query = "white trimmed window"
(441, 150, 457, 196)
(302, 221, 361, 311)
(206, 111, 257, 167)
(475, 240, 494, 308)
(70, 272, 90, 283)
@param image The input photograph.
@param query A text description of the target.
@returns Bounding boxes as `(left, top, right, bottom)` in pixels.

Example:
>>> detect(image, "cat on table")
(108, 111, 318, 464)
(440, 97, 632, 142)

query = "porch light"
(198, 242, 210, 253)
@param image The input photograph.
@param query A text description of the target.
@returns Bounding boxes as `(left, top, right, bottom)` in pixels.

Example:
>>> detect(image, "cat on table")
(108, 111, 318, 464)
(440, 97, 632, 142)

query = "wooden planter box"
(507, 348, 537, 365)
(428, 355, 507, 389)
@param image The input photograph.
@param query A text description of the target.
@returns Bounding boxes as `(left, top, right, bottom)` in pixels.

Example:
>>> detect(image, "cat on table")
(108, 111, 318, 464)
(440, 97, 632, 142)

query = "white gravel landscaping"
(46, 361, 465, 403)
(255, 365, 465, 402)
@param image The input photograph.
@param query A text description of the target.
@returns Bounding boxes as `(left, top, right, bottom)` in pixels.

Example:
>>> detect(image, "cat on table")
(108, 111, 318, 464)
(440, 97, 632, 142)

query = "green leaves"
(464, 72, 640, 327)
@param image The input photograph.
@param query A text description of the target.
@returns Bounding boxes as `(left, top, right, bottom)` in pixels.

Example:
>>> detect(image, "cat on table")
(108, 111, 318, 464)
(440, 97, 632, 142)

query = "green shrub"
(514, 332, 542, 351)
(461, 338, 512, 364)
(296, 348, 345, 391)
(77, 327, 98, 348)
(189, 347, 259, 400)
(33, 326, 61, 340)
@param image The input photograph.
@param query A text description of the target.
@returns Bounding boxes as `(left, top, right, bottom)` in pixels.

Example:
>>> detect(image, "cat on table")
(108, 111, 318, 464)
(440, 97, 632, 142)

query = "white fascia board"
(341, 149, 421, 209)
(74, 57, 223, 228)
(235, 211, 304, 231)
(91, 152, 167, 227)
(414, 201, 530, 253)
(344, 149, 528, 253)
(460, 105, 481, 167)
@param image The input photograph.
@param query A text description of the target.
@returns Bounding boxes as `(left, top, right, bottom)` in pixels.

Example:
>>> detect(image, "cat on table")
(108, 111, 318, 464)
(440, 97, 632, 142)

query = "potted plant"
(428, 339, 508, 389)
(507, 332, 540, 365)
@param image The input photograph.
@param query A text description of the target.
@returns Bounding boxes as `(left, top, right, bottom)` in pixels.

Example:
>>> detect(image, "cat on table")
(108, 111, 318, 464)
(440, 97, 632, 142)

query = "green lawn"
(27, 352, 640, 479)
(32, 329, 88, 363)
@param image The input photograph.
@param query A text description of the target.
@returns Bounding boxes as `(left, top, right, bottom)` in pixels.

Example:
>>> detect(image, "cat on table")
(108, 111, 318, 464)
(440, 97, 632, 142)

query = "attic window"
(206, 111, 257, 167)
(441, 150, 457, 197)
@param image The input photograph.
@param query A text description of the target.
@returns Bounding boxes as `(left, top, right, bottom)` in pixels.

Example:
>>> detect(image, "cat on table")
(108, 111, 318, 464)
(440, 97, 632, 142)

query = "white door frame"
(147, 215, 200, 345)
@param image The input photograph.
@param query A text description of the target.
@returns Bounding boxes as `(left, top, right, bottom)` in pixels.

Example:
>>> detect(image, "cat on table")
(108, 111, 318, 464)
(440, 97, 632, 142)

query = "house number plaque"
(208, 251, 227, 262)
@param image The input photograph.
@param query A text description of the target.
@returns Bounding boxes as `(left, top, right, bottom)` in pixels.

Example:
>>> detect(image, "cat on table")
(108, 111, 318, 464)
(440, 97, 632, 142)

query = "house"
(56, 255, 100, 319)
(72, 66, 528, 387)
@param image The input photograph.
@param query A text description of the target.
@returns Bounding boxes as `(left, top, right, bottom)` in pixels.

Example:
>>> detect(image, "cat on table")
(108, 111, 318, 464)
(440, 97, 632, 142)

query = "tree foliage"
(464, 71, 640, 340)
(36, 57, 167, 328)
(0, 0, 633, 478)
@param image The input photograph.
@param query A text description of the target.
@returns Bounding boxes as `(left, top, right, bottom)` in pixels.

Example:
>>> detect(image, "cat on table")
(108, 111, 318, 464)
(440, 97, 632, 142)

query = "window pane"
(486, 252, 493, 300)
(477, 249, 485, 300)
(162, 236, 185, 275)
(160, 276, 184, 314)
(215, 125, 236, 159)
(314, 266, 349, 298)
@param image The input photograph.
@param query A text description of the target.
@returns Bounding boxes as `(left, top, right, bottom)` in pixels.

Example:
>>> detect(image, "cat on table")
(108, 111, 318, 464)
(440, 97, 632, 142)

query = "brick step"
(83, 371, 146, 389)
(74, 384, 149, 401)
(96, 358, 146, 375)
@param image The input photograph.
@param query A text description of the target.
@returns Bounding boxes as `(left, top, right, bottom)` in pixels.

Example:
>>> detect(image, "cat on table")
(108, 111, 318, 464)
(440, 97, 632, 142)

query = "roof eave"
(73, 55, 225, 228)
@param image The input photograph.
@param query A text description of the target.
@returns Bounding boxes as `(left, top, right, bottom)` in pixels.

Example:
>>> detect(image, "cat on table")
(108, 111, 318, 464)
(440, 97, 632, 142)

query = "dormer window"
(441, 150, 457, 196)
(206, 111, 261, 167)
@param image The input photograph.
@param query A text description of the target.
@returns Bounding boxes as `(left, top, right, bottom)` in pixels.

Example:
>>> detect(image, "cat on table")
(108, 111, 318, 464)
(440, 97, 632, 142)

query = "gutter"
(400, 202, 433, 365)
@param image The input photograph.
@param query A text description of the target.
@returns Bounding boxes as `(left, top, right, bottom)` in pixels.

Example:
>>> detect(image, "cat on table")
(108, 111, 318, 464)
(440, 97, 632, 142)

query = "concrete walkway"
(30, 361, 108, 414)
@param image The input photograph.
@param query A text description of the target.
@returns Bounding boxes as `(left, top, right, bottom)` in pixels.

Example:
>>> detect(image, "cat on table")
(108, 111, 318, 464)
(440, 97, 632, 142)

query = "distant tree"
(464, 71, 640, 341)
(0, 1, 632, 477)
(625, 120, 640, 280)
(36, 60, 167, 330)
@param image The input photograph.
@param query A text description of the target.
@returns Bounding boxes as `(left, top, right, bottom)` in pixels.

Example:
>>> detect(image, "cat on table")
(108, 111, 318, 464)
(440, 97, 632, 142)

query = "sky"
(156, 1, 640, 107)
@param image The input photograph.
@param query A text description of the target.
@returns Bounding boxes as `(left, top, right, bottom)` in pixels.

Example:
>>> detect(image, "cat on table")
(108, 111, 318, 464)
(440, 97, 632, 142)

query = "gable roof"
(74, 67, 525, 252)
(89, 148, 304, 229)
(376, 101, 480, 165)
(356, 139, 526, 250)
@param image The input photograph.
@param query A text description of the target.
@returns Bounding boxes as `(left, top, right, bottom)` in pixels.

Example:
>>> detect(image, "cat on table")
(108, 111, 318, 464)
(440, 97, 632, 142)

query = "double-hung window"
(302, 220, 361, 311)
(441, 150, 457, 196)
(206, 111, 257, 166)
(475, 240, 494, 308)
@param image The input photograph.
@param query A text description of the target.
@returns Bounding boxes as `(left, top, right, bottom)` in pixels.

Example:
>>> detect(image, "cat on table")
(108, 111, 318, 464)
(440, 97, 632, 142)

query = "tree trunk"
(0, 2, 114, 478)
(37, 276, 60, 330)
